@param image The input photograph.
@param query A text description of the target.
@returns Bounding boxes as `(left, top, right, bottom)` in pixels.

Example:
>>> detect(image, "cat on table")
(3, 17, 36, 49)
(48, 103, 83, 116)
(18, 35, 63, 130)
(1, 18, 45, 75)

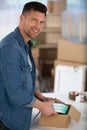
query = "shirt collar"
(14, 27, 33, 49)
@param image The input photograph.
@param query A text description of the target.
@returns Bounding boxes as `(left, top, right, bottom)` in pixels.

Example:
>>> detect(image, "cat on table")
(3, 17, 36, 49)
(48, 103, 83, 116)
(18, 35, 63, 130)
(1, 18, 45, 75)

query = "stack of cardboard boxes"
(38, 15, 61, 44)
(54, 0, 87, 92)
(53, 39, 87, 92)
(48, 0, 66, 14)
(36, 0, 67, 78)
(38, 0, 67, 45)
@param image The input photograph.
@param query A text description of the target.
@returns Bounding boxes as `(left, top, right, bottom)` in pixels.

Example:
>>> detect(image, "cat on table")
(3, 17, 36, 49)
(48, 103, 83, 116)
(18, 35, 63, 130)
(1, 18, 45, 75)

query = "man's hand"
(40, 100, 58, 116)
(32, 99, 57, 116)
(43, 97, 65, 104)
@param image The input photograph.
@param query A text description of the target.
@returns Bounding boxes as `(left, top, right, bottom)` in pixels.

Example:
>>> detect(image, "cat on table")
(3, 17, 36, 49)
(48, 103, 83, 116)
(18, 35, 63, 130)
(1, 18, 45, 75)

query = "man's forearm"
(34, 90, 46, 102)
(32, 99, 44, 110)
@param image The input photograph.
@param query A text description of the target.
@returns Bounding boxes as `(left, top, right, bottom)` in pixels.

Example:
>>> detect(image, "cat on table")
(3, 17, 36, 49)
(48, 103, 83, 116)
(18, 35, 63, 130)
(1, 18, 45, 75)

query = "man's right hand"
(32, 99, 57, 116)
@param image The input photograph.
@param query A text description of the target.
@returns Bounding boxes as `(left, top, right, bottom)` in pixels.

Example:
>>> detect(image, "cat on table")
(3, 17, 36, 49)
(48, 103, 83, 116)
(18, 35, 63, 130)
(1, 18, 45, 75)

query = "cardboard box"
(39, 29, 61, 44)
(45, 32, 61, 44)
(39, 105, 81, 128)
(48, 0, 66, 14)
(57, 39, 87, 63)
(45, 14, 62, 28)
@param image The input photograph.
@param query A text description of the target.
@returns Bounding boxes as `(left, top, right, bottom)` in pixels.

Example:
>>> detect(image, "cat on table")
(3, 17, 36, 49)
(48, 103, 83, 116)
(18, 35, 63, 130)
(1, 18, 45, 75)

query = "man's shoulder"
(0, 29, 18, 49)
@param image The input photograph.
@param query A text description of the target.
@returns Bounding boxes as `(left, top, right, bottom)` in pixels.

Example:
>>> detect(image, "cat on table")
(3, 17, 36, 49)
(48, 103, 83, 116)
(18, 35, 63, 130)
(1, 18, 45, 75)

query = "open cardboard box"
(39, 104, 81, 128)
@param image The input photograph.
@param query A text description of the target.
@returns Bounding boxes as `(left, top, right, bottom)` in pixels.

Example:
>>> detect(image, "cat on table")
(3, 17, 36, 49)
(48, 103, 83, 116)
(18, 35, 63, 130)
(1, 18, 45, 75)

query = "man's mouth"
(32, 28, 40, 34)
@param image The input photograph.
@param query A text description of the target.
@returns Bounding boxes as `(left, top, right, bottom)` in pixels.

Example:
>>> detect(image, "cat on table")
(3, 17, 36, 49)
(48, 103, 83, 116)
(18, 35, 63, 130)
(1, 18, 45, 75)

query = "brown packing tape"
(69, 91, 79, 100)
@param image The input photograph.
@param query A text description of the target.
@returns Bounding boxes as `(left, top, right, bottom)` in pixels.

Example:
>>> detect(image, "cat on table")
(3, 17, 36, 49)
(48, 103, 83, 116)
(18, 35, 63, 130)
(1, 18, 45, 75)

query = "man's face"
(20, 10, 46, 41)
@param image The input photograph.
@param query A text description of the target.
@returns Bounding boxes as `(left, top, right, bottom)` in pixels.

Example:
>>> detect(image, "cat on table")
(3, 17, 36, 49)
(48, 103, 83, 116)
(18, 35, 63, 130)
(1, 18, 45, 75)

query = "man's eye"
(41, 21, 45, 24)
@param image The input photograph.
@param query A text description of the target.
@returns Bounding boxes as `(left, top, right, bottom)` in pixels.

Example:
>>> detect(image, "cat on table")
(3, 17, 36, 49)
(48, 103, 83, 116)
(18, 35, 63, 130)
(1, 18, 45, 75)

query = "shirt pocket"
(20, 65, 33, 91)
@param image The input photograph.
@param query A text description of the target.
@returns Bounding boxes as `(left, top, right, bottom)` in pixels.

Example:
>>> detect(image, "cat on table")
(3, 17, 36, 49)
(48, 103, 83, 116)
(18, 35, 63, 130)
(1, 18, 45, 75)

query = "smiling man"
(19, 3, 46, 42)
(0, 2, 58, 130)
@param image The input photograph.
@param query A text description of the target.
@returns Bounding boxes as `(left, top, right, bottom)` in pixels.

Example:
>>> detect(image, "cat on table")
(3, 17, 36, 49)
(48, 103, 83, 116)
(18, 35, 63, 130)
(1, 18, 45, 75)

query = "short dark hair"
(22, 1, 47, 16)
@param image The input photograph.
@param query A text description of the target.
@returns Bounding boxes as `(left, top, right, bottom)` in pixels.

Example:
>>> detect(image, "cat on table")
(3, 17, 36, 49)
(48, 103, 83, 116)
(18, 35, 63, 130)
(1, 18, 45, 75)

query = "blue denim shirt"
(0, 27, 38, 130)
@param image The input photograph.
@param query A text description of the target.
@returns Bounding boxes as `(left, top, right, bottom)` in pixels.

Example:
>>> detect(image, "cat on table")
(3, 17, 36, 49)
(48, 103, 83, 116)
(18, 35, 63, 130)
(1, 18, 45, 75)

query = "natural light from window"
(0, 0, 47, 39)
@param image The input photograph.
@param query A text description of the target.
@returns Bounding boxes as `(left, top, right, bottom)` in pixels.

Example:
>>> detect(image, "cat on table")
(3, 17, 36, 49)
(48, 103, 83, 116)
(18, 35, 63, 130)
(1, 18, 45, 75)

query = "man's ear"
(20, 14, 24, 22)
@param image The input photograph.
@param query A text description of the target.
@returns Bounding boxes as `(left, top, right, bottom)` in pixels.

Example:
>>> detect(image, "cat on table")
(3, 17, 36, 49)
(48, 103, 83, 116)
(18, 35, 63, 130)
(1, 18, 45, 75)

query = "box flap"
(68, 105, 81, 122)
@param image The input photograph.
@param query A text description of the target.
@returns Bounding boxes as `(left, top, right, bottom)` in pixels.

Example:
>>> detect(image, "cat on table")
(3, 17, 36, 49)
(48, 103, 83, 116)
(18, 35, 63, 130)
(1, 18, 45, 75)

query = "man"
(0, 2, 62, 130)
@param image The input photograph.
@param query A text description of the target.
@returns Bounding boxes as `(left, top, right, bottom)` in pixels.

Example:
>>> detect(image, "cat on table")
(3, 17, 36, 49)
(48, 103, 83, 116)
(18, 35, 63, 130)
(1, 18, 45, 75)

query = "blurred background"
(0, 0, 87, 93)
